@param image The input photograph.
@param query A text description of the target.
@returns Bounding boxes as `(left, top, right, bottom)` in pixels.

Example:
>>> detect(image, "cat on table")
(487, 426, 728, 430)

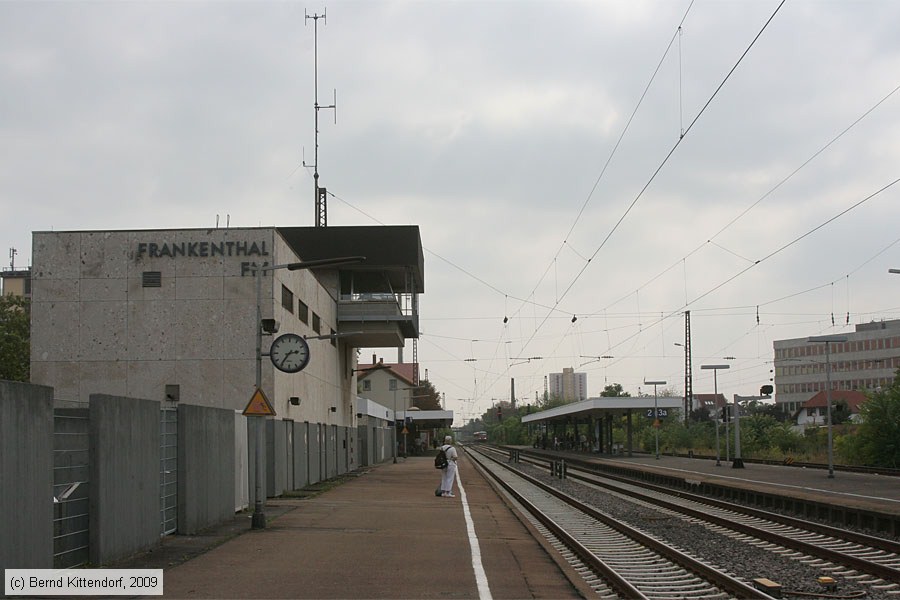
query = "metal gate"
(53, 408, 90, 568)
(159, 408, 178, 536)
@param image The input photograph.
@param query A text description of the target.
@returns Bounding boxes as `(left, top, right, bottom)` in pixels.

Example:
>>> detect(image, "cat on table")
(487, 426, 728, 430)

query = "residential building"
(355, 355, 452, 451)
(794, 390, 866, 428)
(773, 319, 900, 415)
(1, 267, 31, 298)
(549, 367, 587, 402)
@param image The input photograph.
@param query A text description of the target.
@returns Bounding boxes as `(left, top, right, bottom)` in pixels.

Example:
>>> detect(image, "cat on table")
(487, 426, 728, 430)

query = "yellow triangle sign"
(243, 387, 276, 416)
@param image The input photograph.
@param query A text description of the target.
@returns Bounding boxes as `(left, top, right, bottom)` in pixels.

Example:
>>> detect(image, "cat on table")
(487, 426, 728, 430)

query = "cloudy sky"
(3, 0, 900, 424)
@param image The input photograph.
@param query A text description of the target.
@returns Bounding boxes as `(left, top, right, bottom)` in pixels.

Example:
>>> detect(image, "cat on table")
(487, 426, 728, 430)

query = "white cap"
(444, 435, 453, 443)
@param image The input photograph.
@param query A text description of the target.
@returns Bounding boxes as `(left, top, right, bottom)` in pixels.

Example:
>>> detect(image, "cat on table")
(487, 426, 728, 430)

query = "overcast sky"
(3, 0, 900, 424)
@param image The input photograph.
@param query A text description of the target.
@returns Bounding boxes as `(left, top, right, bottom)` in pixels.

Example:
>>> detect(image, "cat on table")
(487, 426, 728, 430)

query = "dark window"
(298, 300, 309, 324)
(312, 312, 321, 334)
(142, 271, 162, 288)
(389, 379, 397, 391)
(281, 285, 294, 313)
(362, 380, 371, 391)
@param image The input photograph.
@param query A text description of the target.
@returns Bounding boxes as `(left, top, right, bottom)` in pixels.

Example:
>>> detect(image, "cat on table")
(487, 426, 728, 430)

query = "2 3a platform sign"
(645, 408, 668, 418)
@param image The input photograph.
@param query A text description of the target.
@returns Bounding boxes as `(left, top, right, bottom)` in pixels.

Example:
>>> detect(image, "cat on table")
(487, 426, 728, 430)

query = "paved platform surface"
(519, 447, 900, 517)
(126, 450, 594, 599)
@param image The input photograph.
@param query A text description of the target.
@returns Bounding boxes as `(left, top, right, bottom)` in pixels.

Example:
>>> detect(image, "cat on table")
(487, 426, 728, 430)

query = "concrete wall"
(266, 418, 286, 497)
(177, 404, 235, 535)
(89, 394, 159, 565)
(308, 422, 321, 484)
(293, 422, 309, 488)
(337, 426, 347, 475)
(284, 420, 295, 491)
(325, 425, 336, 479)
(0, 380, 54, 571)
(235, 412, 249, 511)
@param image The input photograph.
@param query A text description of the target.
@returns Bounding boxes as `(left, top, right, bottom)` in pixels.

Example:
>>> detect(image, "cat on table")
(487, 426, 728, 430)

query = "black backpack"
(434, 446, 448, 469)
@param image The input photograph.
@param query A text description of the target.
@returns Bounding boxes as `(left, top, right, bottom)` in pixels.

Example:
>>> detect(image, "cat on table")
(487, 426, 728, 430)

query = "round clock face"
(269, 333, 311, 373)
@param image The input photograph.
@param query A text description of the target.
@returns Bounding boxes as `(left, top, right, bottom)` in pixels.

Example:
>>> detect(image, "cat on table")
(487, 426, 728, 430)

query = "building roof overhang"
(522, 396, 683, 424)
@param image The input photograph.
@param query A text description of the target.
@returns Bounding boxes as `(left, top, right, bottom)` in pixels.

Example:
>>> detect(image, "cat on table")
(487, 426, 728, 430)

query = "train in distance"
(473, 431, 488, 442)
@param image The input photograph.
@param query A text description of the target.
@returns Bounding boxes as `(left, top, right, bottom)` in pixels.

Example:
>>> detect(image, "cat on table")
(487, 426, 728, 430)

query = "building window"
(312, 312, 321, 334)
(142, 271, 162, 288)
(362, 380, 371, 391)
(389, 379, 397, 391)
(298, 300, 309, 324)
(282, 285, 294, 313)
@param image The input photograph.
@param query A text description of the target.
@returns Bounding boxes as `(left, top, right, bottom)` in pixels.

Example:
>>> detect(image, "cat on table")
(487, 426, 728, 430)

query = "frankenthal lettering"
(136, 241, 269, 260)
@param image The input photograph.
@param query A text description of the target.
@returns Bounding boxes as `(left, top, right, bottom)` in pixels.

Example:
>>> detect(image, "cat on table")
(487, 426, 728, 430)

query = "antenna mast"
(305, 9, 336, 228)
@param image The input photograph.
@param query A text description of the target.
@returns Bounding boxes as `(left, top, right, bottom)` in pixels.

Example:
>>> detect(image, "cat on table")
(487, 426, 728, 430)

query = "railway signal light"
(497, 406, 503, 421)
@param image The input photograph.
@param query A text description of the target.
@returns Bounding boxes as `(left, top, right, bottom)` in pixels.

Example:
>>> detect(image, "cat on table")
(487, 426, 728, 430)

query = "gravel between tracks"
(513, 462, 897, 599)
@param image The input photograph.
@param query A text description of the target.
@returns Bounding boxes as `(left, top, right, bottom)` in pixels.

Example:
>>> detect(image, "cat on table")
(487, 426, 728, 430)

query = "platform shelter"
(521, 396, 683, 456)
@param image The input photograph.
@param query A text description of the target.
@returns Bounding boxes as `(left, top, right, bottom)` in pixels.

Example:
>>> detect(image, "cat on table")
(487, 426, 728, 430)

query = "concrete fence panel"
(307, 422, 321, 485)
(89, 394, 159, 565)
(234, 411, 249, 512)
(0, 380, 54, 571)
(293, 421, 309, 488)
(177, 404, 235, 535)
(265, 418, 286, 497)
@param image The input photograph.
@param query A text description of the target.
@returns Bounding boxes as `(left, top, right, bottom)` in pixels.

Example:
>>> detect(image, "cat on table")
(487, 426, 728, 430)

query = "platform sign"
(243, 387, 276, 416)
(645, 408, 668, 418)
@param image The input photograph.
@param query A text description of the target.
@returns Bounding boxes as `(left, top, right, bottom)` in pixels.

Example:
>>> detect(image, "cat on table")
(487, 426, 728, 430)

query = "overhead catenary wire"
(512, 0, 788, 363)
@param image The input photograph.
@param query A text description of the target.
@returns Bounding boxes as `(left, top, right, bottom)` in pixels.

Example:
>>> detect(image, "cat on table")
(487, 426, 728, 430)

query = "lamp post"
(700, 364, 729, 466)
(644, 380, 666, 459)
(250, 256, 364, 529)
(807, 335, 847, 478)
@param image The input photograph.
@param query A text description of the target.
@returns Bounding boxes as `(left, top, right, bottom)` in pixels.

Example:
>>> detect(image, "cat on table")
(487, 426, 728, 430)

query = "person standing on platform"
(439, 435, 458, 497)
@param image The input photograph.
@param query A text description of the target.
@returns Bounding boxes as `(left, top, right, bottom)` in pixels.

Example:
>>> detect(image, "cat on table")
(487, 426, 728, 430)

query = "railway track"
(466, 445, 771, 599)
(471, 444, 900, 598)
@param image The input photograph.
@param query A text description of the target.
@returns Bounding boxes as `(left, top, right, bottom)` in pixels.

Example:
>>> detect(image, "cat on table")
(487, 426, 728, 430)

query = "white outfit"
(439, 444, 458, 496)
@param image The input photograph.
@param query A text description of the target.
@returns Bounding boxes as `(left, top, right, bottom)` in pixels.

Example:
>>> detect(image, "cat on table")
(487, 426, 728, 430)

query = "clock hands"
(279, 349, 299, 367)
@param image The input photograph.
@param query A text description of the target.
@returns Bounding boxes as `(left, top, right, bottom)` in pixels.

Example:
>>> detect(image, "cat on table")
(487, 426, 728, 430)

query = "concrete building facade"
(30, 225, 424, 477)
(773, 319, 900, 415)
(548, 367, 588, 402)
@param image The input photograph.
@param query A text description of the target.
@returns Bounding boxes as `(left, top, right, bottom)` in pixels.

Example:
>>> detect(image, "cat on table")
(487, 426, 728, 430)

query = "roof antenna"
(216, 214, 220, 228)
(304, 8, 337, 228)
(226, 214, 230, 229)
(9, 247, 17, 270)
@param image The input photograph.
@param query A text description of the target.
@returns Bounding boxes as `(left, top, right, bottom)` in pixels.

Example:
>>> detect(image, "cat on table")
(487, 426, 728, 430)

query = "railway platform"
(123, 449, 594, 599)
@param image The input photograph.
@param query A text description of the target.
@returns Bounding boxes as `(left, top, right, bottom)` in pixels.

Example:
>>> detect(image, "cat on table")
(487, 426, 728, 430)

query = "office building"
(773, 319, 900, 415)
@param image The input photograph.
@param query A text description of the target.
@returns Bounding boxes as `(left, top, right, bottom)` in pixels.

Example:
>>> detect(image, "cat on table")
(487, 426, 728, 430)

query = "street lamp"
(701, 364, 730, 466)
(250, 256, 364, 529)
(807, 335, 847, 478)
(644, 380, 666, 459)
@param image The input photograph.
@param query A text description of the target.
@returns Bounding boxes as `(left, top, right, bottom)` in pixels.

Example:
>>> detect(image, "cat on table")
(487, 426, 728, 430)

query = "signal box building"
(30, 225, 424, 492)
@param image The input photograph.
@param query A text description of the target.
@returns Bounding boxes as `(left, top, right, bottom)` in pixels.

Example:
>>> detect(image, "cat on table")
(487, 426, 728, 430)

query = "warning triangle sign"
(243, 387, 276, 416)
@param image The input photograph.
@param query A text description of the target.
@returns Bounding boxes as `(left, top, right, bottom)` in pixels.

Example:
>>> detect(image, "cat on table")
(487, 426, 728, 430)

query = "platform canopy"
(399, 409, 453, 428)
(521, 396, 683, 424)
